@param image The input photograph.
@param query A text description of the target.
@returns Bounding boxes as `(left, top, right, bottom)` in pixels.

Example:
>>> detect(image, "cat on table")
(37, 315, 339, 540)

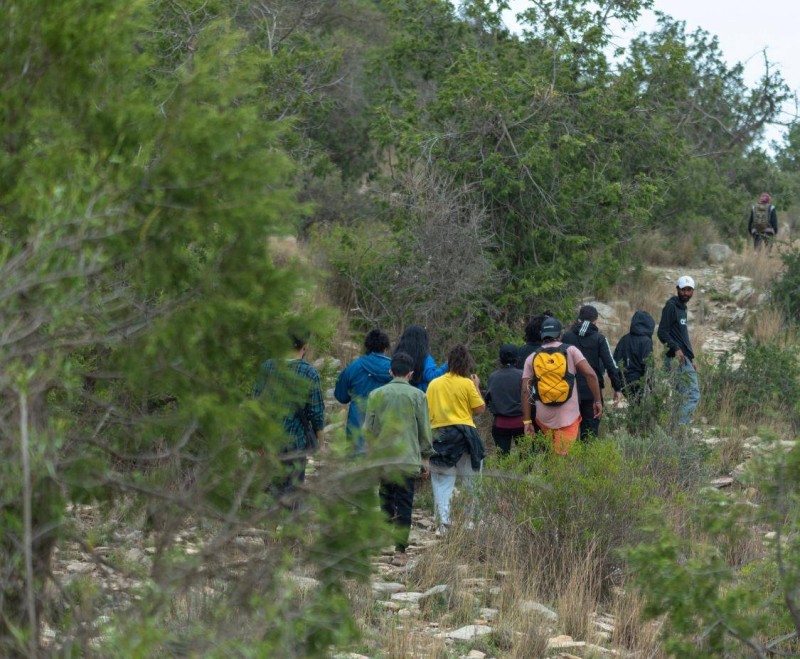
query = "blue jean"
(430, 454, 481, 528)
(665, 357, 700, 426)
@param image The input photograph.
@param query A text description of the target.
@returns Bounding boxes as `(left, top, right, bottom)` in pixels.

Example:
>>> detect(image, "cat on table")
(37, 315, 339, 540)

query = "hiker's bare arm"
(521, 377, 534, 435)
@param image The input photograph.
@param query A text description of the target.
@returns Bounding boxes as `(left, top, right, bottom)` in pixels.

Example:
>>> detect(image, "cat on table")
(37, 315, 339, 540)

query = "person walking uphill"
(253, 331, 325, 504)
(613, 310, 655, 402)
(334, 329, 393, 454)
(657, 276, 700, 426)
(485, 344, 524, 455)
(516, 312, 553, 370)
(426, 345, 486, 533)
(749, 192, 778, 250)
(363, 352, 433, 559)
(521, 318, 602, 456)
(394, 325, 447, 392)
(561, 305, 623, 441)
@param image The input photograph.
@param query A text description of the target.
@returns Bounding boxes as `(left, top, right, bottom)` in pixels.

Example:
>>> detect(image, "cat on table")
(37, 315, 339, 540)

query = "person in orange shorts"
(520, 318, 602, 455)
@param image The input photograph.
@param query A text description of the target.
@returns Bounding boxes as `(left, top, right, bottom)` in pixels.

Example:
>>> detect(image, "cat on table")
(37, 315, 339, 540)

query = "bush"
(700, 339, 800, 432)
(481, 438, 662, 597)
(627, 442, 800, 658)
(612, 426, 712, 496)
(772, 248, 800, 325)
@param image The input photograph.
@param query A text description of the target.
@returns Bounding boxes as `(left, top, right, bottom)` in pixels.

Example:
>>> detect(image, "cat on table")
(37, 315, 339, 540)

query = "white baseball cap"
(677, 275, 695, 289)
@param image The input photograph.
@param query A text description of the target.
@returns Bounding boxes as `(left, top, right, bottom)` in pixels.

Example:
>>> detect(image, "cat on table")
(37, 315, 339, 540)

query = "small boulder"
(418, 584, 452, 611)
(519, 600, 559, 621)
(704, 243, 734, 263)
(445, 625, 493, 641)
(372, 581, 406, 596)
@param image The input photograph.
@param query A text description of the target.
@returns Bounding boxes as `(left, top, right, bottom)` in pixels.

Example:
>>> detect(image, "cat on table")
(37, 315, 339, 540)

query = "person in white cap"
(657, 275, 700, 426)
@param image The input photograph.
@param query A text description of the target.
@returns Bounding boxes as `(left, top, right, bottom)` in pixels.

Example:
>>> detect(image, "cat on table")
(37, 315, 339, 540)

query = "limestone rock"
(445, 624, 493, 640)
(391, 591, 425, 604)
(704, 243, 734, 263)
(372, 581, 406, 596)
(519, 600, 559, 621)
(463, 651, 487, 659)
(547, 635, 585, 650)
(313, 357, 342, 371)
(418, 584, 452, 610)
(582, 301, 618, 323)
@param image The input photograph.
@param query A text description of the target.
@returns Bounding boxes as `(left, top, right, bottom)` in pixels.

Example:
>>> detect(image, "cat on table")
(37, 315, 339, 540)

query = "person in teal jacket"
(393, 324, 447, 392)
(334, 329, 393, 452)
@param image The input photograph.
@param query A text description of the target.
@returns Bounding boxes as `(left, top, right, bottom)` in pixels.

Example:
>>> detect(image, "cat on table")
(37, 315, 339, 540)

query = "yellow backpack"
(529, 345, 575, 406)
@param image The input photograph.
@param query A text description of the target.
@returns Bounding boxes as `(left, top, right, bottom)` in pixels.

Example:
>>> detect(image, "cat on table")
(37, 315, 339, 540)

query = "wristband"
(523, 420, 532, 424)
(593, 401, 602, 404)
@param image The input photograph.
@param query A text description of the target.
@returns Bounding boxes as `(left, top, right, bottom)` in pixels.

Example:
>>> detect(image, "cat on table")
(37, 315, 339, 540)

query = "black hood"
(629, 310, 655, 337)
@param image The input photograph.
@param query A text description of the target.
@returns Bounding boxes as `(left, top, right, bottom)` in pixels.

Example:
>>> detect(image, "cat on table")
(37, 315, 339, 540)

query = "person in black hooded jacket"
(561, 305, 623, 441)
(613, 310, 655, 401)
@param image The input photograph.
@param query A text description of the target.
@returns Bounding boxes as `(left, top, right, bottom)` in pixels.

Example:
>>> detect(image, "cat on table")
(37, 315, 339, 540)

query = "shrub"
(481, 438, 661, 597)
(700, 339, 800, 432)
(772, 248, 800, 325)
(627, 442, 800, 658)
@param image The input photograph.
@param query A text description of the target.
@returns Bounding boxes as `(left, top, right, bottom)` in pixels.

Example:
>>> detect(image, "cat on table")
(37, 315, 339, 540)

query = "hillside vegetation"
(2, 0, 800, 656)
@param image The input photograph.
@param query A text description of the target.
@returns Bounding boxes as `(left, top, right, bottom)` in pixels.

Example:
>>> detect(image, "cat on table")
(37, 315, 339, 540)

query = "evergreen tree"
(0, 1, 384, 654)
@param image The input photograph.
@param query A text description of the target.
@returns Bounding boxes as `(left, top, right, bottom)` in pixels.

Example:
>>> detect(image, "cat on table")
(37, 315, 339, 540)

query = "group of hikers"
(252, 189, 780, 559)
(254, 275, 703, 561)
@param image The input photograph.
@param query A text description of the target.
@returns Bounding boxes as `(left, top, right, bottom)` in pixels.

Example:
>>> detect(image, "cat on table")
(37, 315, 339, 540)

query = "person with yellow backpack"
(520, 318, 602, 456)
(749, 192, 778, 250)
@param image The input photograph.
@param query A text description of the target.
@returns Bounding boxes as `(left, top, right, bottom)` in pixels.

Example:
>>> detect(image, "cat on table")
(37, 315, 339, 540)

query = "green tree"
(624, 16, 789, 236)
(1, 1, 384, 654)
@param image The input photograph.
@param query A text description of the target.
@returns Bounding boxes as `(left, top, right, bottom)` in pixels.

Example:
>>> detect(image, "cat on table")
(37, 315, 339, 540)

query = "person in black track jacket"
(561, 305, 623, 441)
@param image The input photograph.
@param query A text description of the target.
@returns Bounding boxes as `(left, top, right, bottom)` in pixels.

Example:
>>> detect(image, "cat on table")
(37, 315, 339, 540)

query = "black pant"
(578, 399, 601, 441)
(491, 426, 525, 455)
(379, 475, 416, 552)
(272, 457, 307, 511)
(753, 232, 774, 250)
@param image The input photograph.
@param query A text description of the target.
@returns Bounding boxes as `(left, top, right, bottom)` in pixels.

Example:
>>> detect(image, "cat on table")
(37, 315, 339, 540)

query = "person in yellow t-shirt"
(426, 345, 486, 533)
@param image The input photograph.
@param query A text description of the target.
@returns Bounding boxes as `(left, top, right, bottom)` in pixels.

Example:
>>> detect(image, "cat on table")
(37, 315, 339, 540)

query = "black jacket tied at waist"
(430, 424, 485, 471)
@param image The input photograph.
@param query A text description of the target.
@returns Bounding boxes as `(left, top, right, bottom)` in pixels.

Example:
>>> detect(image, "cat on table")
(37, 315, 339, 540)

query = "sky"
(503, 0, 799, 149)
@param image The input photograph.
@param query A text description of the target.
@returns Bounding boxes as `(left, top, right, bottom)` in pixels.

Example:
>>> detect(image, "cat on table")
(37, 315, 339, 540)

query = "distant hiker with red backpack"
(521, 318, 602, 456)
(749, 193, 778, 250)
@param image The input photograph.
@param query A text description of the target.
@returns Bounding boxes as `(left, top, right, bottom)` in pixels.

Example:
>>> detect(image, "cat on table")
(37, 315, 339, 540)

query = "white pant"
(430, 453, 482, 528)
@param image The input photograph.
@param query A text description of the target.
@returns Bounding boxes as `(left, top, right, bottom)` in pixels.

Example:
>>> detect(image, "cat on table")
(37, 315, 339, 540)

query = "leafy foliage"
(0, 0, 385, 654)
(772, 248, 800, 327)
(627, 442, 800, 657)
(483, 438, 660, 595)
(701, 339, 800, 431)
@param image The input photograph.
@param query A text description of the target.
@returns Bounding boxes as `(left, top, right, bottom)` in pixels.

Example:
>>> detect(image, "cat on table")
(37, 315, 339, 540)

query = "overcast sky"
(504, 0, 799, 148)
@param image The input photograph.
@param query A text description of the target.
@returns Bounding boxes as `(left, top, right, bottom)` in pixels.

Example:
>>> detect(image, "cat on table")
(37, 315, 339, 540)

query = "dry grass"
(746, 306, 793, 345)
(723, 246, 786, 292)
(555, 542, 602, 640)
(714, 435, 747, 475)
(267, 235, 308, 266)
(610, 587, 666, 658)
(630, 226, 720, 268)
